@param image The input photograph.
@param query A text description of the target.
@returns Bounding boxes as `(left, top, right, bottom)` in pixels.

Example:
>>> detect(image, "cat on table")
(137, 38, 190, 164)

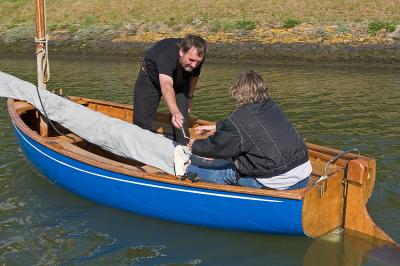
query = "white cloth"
(256, 160, 312, 190)
(0, 71, 181, 175)
(173, 145, 191, 176)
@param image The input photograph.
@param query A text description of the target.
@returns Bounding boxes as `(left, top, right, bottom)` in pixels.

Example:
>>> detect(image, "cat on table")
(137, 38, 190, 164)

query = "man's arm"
(159, 74, 184, 128)
(188, 75, 199, 112)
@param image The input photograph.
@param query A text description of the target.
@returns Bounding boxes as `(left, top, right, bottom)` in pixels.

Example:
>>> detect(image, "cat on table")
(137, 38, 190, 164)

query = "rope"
(33, 1, 75, 143)
(34, 35, 50, 83)
(34, 85, 77, 144)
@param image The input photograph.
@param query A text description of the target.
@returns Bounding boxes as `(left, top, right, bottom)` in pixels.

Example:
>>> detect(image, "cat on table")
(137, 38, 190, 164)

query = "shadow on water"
(0, 55, 399, 265)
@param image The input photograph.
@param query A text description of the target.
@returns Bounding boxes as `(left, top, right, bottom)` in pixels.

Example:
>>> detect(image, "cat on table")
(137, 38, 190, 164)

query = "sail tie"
(34, 35, 50, 84)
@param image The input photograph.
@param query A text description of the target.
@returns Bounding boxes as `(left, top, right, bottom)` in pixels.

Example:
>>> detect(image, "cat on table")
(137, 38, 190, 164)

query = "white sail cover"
(0, 71, 185, 175)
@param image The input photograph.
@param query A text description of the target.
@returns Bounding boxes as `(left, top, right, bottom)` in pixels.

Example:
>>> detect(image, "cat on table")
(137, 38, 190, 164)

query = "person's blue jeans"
(185, 158, 309, 190)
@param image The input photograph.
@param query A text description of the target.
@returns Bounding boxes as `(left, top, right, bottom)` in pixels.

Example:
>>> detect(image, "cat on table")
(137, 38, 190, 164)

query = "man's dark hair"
(179, 34, 207, 57)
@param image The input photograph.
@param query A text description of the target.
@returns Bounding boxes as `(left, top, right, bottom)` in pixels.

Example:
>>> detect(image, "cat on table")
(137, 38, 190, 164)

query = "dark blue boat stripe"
(14, 122, 283, 203)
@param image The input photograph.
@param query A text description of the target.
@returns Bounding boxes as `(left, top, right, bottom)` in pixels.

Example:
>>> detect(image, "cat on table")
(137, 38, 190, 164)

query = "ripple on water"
(0, 57, 399, 264)
(93, 245, 164, 264)
(1, 219, 167, 265)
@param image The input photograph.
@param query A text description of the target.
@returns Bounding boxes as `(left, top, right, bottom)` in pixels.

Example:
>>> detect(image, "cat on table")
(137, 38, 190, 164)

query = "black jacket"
(192, 99, 309, 178)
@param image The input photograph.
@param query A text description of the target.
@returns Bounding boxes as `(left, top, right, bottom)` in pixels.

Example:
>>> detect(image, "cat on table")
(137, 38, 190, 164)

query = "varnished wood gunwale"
(7, 97, 362, 200)
(307, 142, 371, 161)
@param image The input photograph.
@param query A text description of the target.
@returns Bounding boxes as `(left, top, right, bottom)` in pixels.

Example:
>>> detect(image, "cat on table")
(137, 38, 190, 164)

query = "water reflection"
(304, 232, 400, 266)
(0, 55, 399, 264)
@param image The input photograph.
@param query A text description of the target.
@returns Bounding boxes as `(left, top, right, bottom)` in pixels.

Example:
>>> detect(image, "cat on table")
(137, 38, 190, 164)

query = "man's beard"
(183, 65, 194, 72)
(180, 57, 193, 72)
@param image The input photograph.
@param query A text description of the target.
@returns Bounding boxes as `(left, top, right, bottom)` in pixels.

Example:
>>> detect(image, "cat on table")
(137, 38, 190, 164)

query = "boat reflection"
(65, 205, 399, 265)
(303, 230, 400, 266)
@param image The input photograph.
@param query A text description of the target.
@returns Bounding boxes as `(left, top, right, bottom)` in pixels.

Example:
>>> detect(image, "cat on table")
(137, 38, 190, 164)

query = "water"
(0, 55, 399, 265)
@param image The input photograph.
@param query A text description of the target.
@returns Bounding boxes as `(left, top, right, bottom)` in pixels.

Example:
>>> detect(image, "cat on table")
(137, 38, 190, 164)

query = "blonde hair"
(230, 71, 271, 108)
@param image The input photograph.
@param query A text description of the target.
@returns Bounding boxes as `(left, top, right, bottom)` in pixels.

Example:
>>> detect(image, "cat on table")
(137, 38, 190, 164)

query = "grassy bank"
(2, 0, 399, 29)
(1, 0, 400, 62)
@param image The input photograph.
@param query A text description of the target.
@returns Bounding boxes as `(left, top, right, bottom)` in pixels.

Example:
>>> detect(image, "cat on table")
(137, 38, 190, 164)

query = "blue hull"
(13, 122, 305, 236)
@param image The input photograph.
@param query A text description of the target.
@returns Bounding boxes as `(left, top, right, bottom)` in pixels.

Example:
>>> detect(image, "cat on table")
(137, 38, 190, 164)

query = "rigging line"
(35, 0, 49, 84)
(35, 85, 77, 144)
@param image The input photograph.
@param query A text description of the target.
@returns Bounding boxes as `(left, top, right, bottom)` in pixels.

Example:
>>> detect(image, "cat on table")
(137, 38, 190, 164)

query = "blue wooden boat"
(6, 97, 397, 244)
(5, 0, 397, 245)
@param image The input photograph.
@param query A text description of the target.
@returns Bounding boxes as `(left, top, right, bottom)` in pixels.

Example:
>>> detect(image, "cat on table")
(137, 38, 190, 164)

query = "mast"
(35, 0, 49, 136)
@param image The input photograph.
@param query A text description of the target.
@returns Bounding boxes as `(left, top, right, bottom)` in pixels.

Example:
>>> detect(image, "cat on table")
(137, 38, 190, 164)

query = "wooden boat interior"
(10, 96, 374, 201)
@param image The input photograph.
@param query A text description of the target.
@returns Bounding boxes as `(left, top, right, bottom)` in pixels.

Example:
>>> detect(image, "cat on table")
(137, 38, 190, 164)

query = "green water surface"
(0, 55, 399, 265)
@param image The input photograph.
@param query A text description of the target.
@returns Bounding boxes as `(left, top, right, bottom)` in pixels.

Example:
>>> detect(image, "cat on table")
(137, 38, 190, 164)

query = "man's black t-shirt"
(143, 38, 202, 92)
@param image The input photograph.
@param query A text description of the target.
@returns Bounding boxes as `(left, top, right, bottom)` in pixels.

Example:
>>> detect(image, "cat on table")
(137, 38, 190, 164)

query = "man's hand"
(194, 124, 216, 136)
(171, 111, 184, 129)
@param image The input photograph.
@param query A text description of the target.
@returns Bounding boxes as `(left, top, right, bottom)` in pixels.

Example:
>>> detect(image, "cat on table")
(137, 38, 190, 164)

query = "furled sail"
(0, 71, 180, 175)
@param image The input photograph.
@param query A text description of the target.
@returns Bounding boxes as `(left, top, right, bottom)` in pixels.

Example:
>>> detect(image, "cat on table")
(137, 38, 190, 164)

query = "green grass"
(0, 0, 399, 34)
(336, 22, 350, 33)
(84, 15, 97, 26)
(283, 18, 300, 28)
(67, 24, 79, 33)
(367, 21, 396, 34)
(229, 20, 256, 31)
(1, 1, 400, 24)
(0, 0, 21, 3)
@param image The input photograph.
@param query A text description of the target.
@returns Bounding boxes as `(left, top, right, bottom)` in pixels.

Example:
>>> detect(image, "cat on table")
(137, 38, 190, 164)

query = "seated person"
(185, 70, 312, 190)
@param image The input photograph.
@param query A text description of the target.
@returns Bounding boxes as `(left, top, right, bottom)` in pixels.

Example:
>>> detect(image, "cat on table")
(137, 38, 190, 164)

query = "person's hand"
(171, 111, 184, 128)
(187, 138, 195, 150)
(194, 124, 216, 136)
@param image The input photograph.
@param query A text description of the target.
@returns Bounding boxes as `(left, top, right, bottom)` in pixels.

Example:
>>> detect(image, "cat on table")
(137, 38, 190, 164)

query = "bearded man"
(133, 34, 206, 144)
